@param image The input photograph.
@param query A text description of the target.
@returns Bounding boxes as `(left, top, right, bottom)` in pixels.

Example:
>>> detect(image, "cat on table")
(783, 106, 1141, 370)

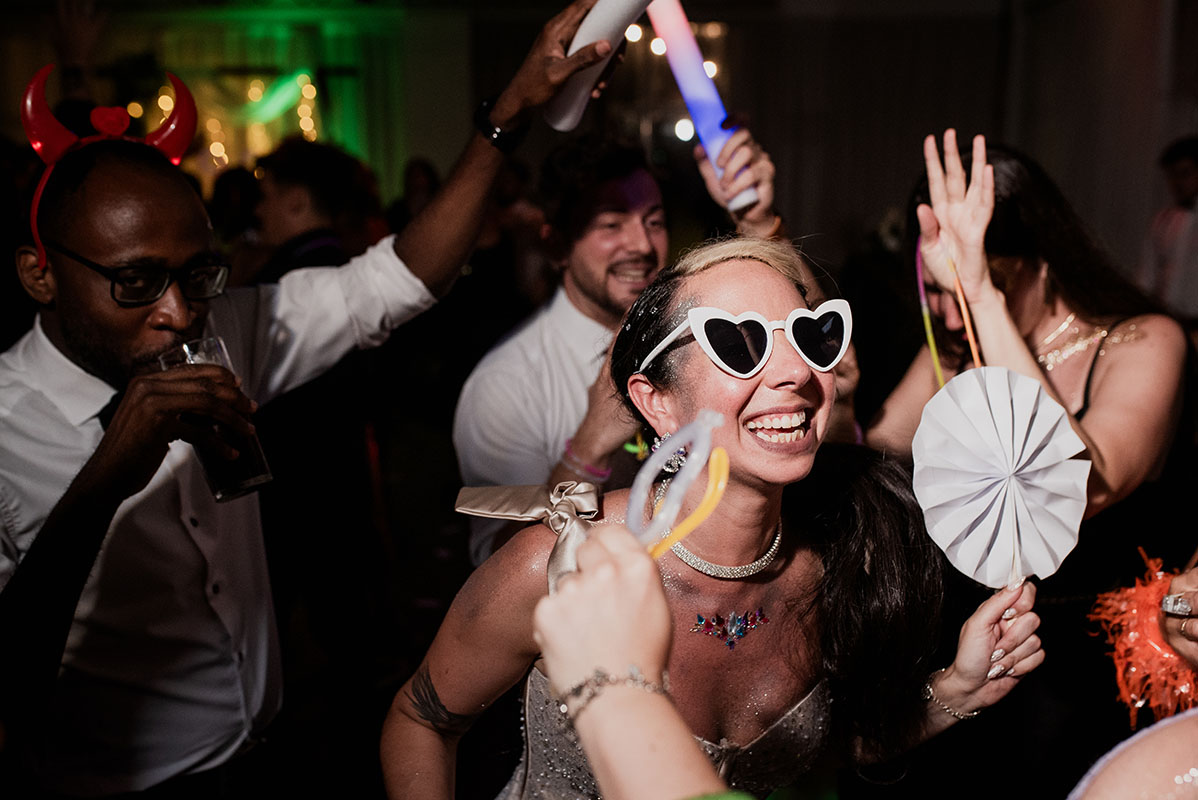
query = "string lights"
(206, 117, 228, 167)
(296, 73, 318, 141)
(146, 69, 319, 170)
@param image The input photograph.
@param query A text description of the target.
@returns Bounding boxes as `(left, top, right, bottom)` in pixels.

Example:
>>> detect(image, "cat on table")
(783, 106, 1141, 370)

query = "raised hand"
(493, 0, 615, 127)
(86, 364, 257, 501)
(917, 129, 995, 304)
(693, 123, 778, 236)
(533, 524, 672, 698)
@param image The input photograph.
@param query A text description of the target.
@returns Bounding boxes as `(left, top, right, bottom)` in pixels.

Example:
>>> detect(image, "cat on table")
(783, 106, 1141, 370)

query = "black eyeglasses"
(45, 241, 230, 308)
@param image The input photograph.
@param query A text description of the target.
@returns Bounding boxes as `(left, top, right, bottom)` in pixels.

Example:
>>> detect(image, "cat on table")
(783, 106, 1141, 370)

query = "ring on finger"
(1182, 618, 1197, 641)
(1162, 593, 1194, 617)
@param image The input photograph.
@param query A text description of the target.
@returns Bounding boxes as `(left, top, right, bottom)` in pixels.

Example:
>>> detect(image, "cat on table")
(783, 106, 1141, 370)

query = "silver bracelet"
(922, 667, 980, 720)
(557, 665, 669, 724)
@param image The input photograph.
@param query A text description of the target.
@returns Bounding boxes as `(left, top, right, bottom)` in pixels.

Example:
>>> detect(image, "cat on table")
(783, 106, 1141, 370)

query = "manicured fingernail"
(1001, 608, 1017, 620)
(987, 663, 1004, 680)
(990, 648, 1005, 663)
(1005, 667, 1016, 677)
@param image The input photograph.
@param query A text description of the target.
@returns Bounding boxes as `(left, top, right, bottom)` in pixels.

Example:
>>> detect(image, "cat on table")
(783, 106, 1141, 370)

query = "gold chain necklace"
(1036, 321, 1143, 372)
(1039, 325, 1102, 371)
(1037, 326, 1106, 371)
(1038, 312, 1077, 348)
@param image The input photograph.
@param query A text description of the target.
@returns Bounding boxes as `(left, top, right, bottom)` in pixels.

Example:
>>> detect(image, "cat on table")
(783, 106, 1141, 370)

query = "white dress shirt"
(0, 236, 434, 795)
(453, 287, 611, 565)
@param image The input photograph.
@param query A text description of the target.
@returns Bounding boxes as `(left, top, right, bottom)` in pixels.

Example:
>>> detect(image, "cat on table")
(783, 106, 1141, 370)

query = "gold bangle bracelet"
(922, 667, 980, 720)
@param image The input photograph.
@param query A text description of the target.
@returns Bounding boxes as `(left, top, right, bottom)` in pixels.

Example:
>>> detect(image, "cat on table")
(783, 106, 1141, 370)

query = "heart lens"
(792, 311, 845, 369)
(703, 317, 770, 375)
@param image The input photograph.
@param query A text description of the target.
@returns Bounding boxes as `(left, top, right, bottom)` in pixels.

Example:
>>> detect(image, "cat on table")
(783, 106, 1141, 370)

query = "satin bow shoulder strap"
(455, 481, 599, 593)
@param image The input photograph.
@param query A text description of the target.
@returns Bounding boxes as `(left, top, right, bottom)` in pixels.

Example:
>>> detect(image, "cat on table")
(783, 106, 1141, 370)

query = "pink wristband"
(563, 438, 613, 481)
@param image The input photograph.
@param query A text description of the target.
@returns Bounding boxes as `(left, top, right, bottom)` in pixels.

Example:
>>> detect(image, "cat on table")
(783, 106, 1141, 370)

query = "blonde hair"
(610, 235, 815, 408)
(667, 235, 813, 291)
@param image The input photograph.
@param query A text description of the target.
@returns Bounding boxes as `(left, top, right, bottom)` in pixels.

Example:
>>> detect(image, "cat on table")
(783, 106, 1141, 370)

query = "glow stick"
(626, 410, 724, 547)
(915, 241, 946, 388)
(947, 258, 984, 368)
(646, 0, 759, 212)
(622, 430, 650, 460)
(648, 446, 727, 559)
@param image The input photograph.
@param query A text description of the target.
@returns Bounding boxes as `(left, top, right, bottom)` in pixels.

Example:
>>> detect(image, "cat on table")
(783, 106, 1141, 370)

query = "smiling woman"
(381, 236, 1044, 800)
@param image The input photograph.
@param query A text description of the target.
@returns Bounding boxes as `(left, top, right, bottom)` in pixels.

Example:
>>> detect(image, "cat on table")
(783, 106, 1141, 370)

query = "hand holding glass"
(158, 336, 272, 502)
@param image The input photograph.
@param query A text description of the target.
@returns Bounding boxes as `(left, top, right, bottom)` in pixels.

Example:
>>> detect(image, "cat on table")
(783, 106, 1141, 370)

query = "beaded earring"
(651, 432, 687, 473)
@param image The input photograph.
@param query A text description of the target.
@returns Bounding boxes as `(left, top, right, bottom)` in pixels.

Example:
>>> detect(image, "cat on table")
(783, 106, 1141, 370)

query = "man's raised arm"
(395, 0, 613, 297)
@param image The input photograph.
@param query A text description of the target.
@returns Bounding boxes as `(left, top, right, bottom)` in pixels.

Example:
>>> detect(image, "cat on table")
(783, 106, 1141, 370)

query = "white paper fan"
(911, 366, 1091, 588)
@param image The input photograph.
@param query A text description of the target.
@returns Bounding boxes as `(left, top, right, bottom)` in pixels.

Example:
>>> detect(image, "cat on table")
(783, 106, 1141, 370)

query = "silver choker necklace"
(653, 481, 784, 580)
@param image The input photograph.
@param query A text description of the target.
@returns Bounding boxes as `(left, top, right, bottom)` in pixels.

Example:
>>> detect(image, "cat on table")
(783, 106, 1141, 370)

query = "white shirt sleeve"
(208, 235, 436, 405)
(453, 363, 558, 565)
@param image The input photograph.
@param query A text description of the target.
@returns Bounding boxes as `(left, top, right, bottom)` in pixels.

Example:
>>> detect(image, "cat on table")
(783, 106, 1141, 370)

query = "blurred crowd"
(1, 2, 1197, 800)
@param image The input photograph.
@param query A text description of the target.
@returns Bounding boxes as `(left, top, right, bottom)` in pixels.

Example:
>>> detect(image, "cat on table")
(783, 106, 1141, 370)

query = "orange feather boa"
(1089, 550, 1196, 728)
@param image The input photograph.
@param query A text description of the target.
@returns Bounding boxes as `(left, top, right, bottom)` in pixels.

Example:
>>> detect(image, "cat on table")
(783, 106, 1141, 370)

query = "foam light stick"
(544, 0, 655, 132)
(626, 410, 728, 555)
(646, 0, 758, 212)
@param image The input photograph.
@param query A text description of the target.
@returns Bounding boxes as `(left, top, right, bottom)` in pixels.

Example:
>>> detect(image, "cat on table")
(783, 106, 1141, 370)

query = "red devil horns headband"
(22, 64, 198, 267)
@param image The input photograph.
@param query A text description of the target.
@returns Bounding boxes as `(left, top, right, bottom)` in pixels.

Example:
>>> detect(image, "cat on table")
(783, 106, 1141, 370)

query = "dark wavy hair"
(906, 143, 1161, 364)
(783, 445, 943, 758)
(536, 134, 653, 259)
(610, 236, 944, 758)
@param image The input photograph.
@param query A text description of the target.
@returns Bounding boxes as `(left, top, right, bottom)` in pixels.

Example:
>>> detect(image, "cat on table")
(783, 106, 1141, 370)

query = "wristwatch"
(473, 96, 528, 154)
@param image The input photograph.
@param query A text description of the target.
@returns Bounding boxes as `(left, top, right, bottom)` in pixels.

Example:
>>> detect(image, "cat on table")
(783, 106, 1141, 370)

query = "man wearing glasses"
(0, 4, 611, 794)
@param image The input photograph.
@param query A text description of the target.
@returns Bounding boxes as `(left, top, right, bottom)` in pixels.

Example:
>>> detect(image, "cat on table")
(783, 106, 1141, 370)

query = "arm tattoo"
(406, 663, 480, 736)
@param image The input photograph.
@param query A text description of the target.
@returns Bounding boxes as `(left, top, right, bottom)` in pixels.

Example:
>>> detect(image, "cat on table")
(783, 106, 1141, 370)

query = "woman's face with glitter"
(648, 259, 836, 490)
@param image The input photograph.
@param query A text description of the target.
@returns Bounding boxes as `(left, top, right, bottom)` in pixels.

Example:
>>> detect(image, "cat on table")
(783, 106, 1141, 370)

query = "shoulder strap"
(1076, 318, 1132, 419)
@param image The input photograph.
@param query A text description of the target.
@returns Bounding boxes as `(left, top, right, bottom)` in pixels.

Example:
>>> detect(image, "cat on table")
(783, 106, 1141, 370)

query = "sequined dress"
(495, 667, 831, 799)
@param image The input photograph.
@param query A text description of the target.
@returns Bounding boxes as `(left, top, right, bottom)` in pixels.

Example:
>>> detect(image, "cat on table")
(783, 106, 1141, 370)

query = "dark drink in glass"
(158, 336, 272, 502)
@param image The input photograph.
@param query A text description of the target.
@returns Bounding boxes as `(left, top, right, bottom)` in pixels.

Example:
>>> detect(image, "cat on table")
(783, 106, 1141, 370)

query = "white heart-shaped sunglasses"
(637, 299, 853, 379)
